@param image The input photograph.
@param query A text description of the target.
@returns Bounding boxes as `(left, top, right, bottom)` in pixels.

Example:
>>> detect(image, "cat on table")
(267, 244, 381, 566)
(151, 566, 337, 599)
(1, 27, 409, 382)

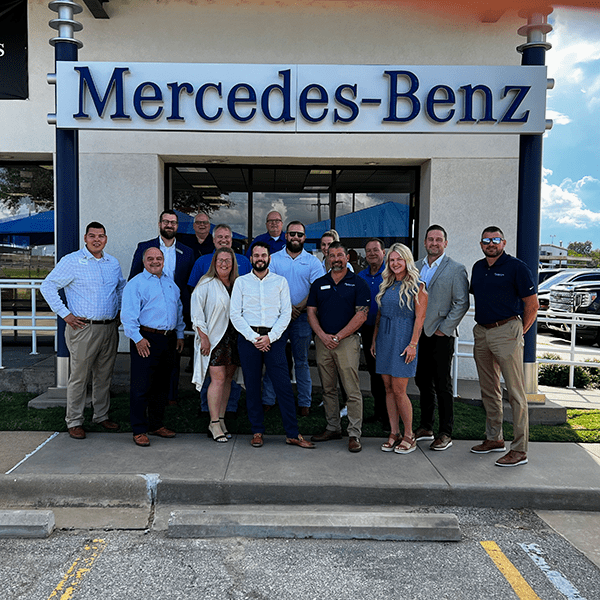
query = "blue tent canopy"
(0, 211, 54, 246)
(304, 201, 410, 241)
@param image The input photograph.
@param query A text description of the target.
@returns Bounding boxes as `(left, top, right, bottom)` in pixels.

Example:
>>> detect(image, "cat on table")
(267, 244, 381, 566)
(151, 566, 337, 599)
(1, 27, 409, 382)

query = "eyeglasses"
(216, 259, 232, 265)
(195, 220, 210, 226)
(161, 219, 178, 226)
(287, 231, 305, 238)
(481, 237, 503, 245)
(267, 219, 282, 224)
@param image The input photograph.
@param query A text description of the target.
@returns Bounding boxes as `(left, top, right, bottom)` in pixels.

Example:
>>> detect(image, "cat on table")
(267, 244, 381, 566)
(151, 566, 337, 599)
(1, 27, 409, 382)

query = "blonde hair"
(375, 243, 421, 309)
(199, 247, 238, 288)
(320, 229, 340, 243)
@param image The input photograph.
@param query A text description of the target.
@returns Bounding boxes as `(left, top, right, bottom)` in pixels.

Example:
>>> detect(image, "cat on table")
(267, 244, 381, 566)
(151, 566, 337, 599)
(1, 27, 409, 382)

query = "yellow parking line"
(47, 539, 107, 600)
(481, 541, 541, 600)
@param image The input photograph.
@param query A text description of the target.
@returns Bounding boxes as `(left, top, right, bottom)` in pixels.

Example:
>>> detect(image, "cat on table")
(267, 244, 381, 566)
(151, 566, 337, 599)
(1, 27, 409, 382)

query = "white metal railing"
(0, 279, 56, 369)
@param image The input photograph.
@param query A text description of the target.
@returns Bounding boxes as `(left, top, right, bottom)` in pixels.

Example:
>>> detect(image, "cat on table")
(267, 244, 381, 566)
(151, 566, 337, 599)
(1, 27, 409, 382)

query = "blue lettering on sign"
(74, 66, 131, 120)
(70, 65, 535, 129)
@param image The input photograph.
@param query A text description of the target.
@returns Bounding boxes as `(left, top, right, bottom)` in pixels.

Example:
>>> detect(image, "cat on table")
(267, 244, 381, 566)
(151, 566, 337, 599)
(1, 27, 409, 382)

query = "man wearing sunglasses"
(470, 226, 538, 467)
(265, 221, 325, 415)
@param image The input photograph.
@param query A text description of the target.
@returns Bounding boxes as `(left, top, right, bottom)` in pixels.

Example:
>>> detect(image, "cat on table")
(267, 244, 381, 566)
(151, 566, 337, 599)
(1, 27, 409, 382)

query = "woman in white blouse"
(191, 247, 239, 442)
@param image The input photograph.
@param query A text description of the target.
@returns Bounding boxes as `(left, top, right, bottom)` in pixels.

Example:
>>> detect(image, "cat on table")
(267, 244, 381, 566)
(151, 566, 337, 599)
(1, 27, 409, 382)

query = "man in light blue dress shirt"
(41, 222, 126, 440)
(122, 247, 185, 447)
(264, 220, 325, 415)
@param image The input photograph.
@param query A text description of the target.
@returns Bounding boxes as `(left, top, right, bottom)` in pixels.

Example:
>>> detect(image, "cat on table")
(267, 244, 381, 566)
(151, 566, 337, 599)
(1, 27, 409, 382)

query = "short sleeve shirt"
(307, 270, 371, 334)
(357, 263, 385, 326)
(470, 252, 536, 325)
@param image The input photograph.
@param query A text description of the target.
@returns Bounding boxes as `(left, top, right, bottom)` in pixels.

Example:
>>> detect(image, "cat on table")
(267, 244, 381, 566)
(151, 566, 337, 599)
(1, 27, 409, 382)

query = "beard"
(286, 239, 303, 252)
(252, 260, 269, 272)
(160, 227, 176, 240)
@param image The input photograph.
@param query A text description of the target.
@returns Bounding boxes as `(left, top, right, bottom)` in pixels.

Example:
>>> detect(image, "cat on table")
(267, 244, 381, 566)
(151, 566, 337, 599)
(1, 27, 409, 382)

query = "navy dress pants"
(130, 332, 176, 435)
(237, 334, 299, 439)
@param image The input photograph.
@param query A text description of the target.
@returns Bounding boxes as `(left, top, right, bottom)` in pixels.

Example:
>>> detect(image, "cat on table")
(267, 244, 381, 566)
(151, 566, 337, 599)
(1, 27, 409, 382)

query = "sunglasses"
(481, 237, 503, 245)
(287, 231, 305, 238)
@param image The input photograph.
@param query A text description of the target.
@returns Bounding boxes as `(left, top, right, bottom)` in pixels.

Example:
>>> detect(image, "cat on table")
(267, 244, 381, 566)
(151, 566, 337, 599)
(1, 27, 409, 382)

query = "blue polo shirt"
(246, 232, 286, 257)
(358, 263, 385, 326)
(270, 248, 325, 305)
(308, 270, 371, 334)
(188, 252, 251, 288)
(470, 252, 536, 325)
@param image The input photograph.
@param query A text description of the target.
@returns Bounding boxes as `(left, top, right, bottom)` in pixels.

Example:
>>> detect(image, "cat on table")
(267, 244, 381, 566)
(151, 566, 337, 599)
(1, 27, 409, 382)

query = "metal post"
(516, 8, 553, 402)
(48, 1, 83, 388)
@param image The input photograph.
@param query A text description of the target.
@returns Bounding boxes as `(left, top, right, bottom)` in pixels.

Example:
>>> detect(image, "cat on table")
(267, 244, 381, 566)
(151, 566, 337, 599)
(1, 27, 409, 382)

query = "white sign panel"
(55, 62, 548, 134)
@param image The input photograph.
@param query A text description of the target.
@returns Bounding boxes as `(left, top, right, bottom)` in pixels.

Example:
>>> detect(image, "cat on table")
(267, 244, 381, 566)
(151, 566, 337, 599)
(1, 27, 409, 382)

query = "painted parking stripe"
(481, 541, 541, 600)
(47, 539, 107, 600)
(519, 543, 588, 600)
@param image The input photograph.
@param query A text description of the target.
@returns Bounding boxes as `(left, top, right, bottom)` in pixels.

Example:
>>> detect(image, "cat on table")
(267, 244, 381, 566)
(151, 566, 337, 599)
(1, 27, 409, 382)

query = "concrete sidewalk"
(2, 431, 600, 514)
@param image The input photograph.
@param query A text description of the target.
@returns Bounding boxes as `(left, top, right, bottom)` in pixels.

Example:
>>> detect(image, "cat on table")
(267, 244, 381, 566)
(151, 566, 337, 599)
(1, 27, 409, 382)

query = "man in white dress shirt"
(230, 242, 314, 449)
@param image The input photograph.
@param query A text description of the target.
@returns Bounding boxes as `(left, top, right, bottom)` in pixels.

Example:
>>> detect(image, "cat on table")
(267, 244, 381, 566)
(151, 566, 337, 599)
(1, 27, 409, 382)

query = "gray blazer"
(416, 255, 470, 338)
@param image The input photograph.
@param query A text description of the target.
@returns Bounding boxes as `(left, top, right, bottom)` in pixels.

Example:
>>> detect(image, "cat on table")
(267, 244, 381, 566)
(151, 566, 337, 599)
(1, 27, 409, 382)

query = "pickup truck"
(548, 271, 600, 343)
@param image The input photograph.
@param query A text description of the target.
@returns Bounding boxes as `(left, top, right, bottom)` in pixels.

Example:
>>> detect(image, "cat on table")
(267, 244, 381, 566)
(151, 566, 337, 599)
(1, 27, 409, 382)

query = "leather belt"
(140, 325, 176, 336)
(81, 318, 115, 325)
(480, 315, 519, 330)
(251, 326, 272, 336)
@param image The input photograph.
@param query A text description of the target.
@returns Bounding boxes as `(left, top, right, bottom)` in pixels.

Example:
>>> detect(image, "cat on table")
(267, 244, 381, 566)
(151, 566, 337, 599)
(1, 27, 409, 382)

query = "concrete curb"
(155, 480, 600, 512)
(0, 509, 55, 538)
(167, 508, 462, 540)
(0, 475, 152, 509)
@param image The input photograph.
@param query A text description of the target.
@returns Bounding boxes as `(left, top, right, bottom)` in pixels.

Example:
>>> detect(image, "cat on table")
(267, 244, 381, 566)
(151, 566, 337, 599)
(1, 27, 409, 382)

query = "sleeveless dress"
(375, 283, 418, 378)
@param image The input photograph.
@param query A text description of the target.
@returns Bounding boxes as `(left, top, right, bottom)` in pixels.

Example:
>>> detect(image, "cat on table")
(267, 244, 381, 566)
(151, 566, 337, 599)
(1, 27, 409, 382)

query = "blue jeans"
(199, 377, 241, 413)
(262, 313, 313, 408)
(237, 333, 299, 438)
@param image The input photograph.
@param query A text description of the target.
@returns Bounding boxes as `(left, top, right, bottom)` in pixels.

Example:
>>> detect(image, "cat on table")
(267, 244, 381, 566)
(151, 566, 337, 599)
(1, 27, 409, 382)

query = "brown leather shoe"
(495, 450, 528, 467)
(471, 439, 506, 454)
(311, 430, 342, 442)
(133, 433, 150, 447)
(286, 434, 315, 449)
(348, 436, 362, 453)
(250, 433, 264, 447)
(148, 427, 176, 438)
(68, 426, 86, 440)
(299, 407, 310, 417)
(98, 419, 119, 431)
(414, 427, 434, 441)
(430, 434, 453, 451)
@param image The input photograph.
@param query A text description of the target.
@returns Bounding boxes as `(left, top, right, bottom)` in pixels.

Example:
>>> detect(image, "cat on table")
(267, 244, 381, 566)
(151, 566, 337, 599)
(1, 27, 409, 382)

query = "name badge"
(321, 285, 331, 290)
(79, 258, 87, 265)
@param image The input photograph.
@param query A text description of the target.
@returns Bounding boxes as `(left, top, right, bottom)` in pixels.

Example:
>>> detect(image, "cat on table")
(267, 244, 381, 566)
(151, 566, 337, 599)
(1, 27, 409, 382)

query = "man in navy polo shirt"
(470, 226, 538, 467)
(307, 241, 371, 453)
(357, 238, 387, 427)
(245, 210, 287, 257)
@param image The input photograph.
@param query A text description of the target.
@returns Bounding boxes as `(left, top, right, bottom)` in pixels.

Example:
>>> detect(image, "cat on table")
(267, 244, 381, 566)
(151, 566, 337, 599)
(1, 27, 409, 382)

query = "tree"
(567, 240, 593, 256)
(0, 166, 54, 213)
(172, 189, 232, 216)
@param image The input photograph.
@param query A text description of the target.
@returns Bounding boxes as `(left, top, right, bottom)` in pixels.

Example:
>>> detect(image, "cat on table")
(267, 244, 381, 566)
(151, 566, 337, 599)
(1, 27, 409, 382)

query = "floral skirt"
(209, 321, 241, 367)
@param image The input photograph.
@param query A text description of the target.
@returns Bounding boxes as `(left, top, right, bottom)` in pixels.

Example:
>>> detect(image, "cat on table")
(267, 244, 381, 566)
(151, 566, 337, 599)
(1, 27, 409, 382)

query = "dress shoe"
(414, 427, 434, 441)
(251, 433, 264, 447)
(148, 427, 176, 438)
(311, 430, 342, 442)
(299, 407, 310, 417)
(68, 426, 86, 440)
(98, 419, 119, 431)
(430, 434, 453, 451)
(495, 450, 528, 467)
(470, 439, 506, 454)
(348, 436, 362, 453)
(286, 434, 315, 449)
(133, 433, 150, 447)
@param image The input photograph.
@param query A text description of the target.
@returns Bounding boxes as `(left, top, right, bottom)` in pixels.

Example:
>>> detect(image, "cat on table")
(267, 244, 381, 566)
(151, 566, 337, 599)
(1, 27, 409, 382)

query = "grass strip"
(1, 391, 599, 442)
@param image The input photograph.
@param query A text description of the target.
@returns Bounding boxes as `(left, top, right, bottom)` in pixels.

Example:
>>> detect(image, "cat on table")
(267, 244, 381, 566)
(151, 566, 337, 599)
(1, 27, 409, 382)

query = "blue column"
(516, 11, 552, 372)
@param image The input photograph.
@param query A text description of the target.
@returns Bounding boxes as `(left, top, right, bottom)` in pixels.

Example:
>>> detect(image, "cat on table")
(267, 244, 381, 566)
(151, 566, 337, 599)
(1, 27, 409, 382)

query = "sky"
(542, 6, 600, 250)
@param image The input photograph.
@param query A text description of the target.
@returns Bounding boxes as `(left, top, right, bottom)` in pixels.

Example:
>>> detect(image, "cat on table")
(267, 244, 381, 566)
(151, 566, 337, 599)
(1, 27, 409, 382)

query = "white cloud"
(542, 168, 600, 228)
(546, 109, 571, 125)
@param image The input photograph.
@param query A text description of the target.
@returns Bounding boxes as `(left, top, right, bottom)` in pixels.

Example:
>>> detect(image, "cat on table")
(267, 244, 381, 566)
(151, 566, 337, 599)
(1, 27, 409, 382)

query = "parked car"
(539, 268, 566, 284)
(547, 270, 600, 342)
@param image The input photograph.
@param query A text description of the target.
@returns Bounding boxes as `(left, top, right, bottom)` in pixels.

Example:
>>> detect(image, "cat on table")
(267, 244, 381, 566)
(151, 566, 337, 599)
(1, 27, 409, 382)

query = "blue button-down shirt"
(40, 246, 126, 320)
(357, 262, 385, 326)
(269, 248, 325, 305)
(420, 253, 445, 289)
(121, 270, 185, 343)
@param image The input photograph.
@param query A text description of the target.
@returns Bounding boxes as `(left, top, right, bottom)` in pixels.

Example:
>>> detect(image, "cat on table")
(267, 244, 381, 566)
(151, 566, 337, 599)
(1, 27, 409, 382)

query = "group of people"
(40, 208, 538, 467)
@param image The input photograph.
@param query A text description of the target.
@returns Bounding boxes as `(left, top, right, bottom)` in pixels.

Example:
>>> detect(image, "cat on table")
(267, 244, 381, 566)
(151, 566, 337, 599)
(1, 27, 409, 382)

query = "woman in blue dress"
(371, 243, 427, 455)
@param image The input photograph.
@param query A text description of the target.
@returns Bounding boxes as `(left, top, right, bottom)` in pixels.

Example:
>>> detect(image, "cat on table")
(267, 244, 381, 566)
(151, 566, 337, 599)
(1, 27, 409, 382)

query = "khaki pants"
(473, 319, 529, 452)
(315, 334, 363, 438)
(65, 322, 118, 428)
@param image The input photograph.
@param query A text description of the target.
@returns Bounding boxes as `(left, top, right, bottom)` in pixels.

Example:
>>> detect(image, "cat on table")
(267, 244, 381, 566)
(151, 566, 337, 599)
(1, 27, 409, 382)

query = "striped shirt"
(41, 247, 126, 320)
